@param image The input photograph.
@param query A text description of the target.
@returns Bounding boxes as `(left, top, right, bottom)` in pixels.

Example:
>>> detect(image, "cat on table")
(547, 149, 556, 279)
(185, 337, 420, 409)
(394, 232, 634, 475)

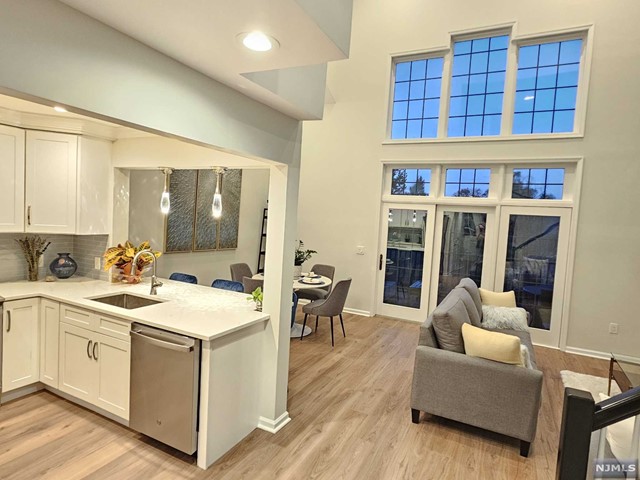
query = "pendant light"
(160, 168, 173, 214)
(212, 168, 226, 219)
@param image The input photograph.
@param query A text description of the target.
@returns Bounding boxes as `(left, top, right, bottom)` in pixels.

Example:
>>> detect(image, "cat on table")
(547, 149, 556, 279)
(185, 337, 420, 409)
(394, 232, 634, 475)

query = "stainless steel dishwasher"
(129, 323, 200, 454)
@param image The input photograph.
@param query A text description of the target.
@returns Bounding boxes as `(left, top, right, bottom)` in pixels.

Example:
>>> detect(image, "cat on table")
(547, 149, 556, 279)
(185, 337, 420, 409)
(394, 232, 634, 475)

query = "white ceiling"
(59, 0, 351, 119)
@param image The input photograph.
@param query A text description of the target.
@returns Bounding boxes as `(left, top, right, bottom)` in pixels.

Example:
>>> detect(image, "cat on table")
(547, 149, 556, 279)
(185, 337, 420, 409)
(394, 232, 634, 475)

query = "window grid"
(448, 35, 509, 137)
(513, 39, 582, 134)
(512, 168, 565, 200)
(391, 57, 444, 139)
(391, 168, 431, 196)
(444, 168, 491, 197)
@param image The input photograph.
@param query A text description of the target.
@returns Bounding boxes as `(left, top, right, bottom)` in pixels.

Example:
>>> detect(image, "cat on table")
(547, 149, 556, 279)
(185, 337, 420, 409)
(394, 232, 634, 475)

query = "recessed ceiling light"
(53, 106, 67, 113)
(239, 31, 279, 52)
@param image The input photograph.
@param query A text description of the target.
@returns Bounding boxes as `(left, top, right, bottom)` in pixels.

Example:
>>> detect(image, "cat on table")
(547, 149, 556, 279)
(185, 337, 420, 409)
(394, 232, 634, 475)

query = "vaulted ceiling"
(59, 0, 353, 120)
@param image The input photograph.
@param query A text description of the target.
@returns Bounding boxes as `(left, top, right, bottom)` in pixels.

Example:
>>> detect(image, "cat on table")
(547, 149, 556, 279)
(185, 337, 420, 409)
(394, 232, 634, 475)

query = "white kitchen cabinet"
(2, 298, 40, 393)
(59, 306, 130, 420)
(25, 131, 78, 234)
(94, 333, 130, 419)
(39, 299, 60, 388)
(0, 125, 25, 233)
(76, 137, 111, 234)
(59, 322, 97, 404)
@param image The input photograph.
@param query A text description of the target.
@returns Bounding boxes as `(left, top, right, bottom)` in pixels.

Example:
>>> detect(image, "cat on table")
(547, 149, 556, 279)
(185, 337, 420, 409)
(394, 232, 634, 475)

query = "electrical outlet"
(94, 257, 101, 270)
(609, 323, 619, 334)
(356, 246, 365, 255)
(38, 256, 44, 267)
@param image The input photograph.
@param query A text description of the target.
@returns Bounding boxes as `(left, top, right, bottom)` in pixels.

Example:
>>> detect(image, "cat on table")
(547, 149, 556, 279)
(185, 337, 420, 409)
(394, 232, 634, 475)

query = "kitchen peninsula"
(0, 277, 269, 469)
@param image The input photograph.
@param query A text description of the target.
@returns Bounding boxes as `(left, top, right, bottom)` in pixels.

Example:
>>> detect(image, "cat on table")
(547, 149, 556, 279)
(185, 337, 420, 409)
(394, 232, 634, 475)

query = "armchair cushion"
(461, 323, 523, 366)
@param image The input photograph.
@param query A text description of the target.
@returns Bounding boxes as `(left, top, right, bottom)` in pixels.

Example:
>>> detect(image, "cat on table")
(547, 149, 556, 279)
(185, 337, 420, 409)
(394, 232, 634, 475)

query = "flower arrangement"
(247, 286, 264, 311)
(294, 240, 317, 266)
(15, 235, 50, 281)
(103, 240, 162, 284)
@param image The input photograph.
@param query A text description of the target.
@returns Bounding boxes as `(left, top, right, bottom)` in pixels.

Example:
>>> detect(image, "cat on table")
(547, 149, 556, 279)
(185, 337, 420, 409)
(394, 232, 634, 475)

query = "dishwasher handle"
(130, 330, 194, 353)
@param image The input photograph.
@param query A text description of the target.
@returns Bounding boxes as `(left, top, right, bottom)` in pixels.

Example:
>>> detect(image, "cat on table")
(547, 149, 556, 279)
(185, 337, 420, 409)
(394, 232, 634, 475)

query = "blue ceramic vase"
(49, 253, 78, 279)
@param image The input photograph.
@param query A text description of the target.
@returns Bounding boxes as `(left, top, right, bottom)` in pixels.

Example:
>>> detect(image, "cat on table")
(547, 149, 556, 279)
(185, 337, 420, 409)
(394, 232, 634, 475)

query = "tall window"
(391, 57, 444, 139)
(448, 35, 509, 137)
(513, 39, 582, 134)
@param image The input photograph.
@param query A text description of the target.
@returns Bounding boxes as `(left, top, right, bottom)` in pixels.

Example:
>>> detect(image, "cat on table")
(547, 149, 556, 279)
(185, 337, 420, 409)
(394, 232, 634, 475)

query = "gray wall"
(298, 0, 640, 357)
(128, 169, 269, 286)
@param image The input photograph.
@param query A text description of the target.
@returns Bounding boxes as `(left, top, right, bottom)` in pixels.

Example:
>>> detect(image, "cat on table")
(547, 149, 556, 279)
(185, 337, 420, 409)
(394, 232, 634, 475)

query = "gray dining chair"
(230, 263, 253, 283)
(296, 264, 336, 302)
(242, 276, 264, 294)
(301, 278, 352, 347)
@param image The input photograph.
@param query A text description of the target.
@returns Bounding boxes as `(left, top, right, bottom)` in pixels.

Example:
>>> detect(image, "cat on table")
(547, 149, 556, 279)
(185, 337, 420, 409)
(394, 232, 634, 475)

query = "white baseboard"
(564, 346, 640, 364)
(296, 299, 372, 317)
(257, 411, 291, 434)
(343, 307, 372, 317)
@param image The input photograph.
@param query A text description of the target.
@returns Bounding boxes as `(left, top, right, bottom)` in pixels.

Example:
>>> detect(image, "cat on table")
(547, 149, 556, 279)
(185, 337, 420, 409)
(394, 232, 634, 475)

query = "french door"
(376, 204, 436, 321)
(429, 206, 497, 312)
(494, 206, 571, 347)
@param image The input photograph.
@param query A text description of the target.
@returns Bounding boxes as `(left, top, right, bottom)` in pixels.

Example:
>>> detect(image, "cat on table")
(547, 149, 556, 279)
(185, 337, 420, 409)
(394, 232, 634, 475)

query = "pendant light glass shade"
(160, 191, 170, 214)
(160, 168, 173, 214)
(212, 168, 225, 219)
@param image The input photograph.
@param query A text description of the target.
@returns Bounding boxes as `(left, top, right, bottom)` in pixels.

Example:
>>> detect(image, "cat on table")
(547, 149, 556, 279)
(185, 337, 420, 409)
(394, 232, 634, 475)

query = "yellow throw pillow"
(478, 288, 517, 307)
(461, 323, 523, 366)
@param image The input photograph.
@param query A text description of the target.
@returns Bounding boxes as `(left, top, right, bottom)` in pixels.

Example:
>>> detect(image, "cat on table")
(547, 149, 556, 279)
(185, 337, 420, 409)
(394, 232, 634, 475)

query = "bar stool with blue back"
(169, 272, 198, 284)
(211, 279, 244, 292)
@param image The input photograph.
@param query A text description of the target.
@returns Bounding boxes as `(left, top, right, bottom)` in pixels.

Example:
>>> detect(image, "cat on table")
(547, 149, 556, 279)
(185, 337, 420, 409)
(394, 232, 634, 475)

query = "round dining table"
(252, 273, 333, 338)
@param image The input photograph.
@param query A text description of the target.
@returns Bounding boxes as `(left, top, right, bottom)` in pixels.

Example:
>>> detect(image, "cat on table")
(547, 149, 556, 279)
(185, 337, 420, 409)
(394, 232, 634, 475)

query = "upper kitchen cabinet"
(25, 131, 78, 234)
(0, 125, 25, 233)
(77, 137, 111, 234)
(23, 132, 111, 235)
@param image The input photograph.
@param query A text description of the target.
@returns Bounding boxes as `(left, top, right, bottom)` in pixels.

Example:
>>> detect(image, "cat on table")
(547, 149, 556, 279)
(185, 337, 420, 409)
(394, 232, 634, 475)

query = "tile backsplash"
(0, 233, 109, 283)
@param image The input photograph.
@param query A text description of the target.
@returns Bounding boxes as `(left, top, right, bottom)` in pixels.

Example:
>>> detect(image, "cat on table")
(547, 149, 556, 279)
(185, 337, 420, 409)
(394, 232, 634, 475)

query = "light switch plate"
(94, 257, 101, 270)
(609, 323, 619, 334)
(356, 246, 365, 255)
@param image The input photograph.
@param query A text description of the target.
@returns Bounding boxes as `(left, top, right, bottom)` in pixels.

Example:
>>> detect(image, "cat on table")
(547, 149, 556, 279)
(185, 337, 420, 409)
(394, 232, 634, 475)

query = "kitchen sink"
(87, 293, 163, 310)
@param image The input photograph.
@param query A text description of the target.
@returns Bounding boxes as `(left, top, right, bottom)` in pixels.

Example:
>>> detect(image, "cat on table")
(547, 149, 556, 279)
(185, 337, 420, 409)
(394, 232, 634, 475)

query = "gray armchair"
(410, 278, 543, 457)
(296, 264, 335, 302)
(242, 276, 263, 294)
(230, 263, 253, 283)
(301, 278, 351, 346)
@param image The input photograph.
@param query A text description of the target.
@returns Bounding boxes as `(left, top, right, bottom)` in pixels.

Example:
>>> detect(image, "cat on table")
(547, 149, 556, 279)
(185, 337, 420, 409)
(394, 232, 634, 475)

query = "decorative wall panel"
(165, 170, 197, 253)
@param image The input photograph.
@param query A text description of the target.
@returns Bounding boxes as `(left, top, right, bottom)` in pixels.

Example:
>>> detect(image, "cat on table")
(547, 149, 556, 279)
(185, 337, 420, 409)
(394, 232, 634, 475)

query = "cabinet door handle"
(6, 310, 11, 332)
(93, 342, 99, 361)
(87, 340, 93, 359)
(27, 206, 31, 226)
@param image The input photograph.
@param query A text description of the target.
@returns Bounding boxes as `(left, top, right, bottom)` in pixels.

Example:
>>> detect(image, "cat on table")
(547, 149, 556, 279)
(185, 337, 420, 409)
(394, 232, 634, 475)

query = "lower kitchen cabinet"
(2, 298, 40, 392)
(39, 299, 60, 388)
(59, 321, 131, 420)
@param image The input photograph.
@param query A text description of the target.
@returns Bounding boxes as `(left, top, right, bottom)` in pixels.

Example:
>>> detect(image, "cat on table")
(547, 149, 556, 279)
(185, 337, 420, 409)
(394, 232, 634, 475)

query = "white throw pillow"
(598, 393, 639, 460)
(482, 305, 529, 331)
(520, 344, 533, 369)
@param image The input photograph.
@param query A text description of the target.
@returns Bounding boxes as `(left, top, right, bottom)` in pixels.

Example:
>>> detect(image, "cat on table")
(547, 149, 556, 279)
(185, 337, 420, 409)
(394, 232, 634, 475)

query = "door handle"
(93, 342, 99, 361)
(6, 310, 11, 332)
(87, 340, 93, 359)
(379, 254, 383, 271)
(27, 206, 31, 226)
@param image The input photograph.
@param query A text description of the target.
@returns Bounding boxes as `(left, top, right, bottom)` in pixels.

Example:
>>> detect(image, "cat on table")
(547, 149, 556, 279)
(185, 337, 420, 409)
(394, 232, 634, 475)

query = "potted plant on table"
(247, 286, 264, 312)
(294, 240, 317, 279)
(103, 240, 162, 284)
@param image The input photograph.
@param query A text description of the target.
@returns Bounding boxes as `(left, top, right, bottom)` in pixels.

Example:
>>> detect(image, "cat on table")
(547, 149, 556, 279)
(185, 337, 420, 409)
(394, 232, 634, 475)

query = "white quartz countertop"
(0, 277, 269, 341)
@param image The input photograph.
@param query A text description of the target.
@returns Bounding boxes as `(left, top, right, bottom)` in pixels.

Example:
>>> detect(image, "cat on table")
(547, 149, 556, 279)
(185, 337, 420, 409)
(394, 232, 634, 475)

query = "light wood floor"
(0, 313, 608, 480)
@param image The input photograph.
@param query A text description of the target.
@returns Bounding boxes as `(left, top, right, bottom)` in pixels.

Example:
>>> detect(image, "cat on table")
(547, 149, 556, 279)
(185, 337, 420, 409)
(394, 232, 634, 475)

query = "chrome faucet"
(132, 250, 163, 295)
